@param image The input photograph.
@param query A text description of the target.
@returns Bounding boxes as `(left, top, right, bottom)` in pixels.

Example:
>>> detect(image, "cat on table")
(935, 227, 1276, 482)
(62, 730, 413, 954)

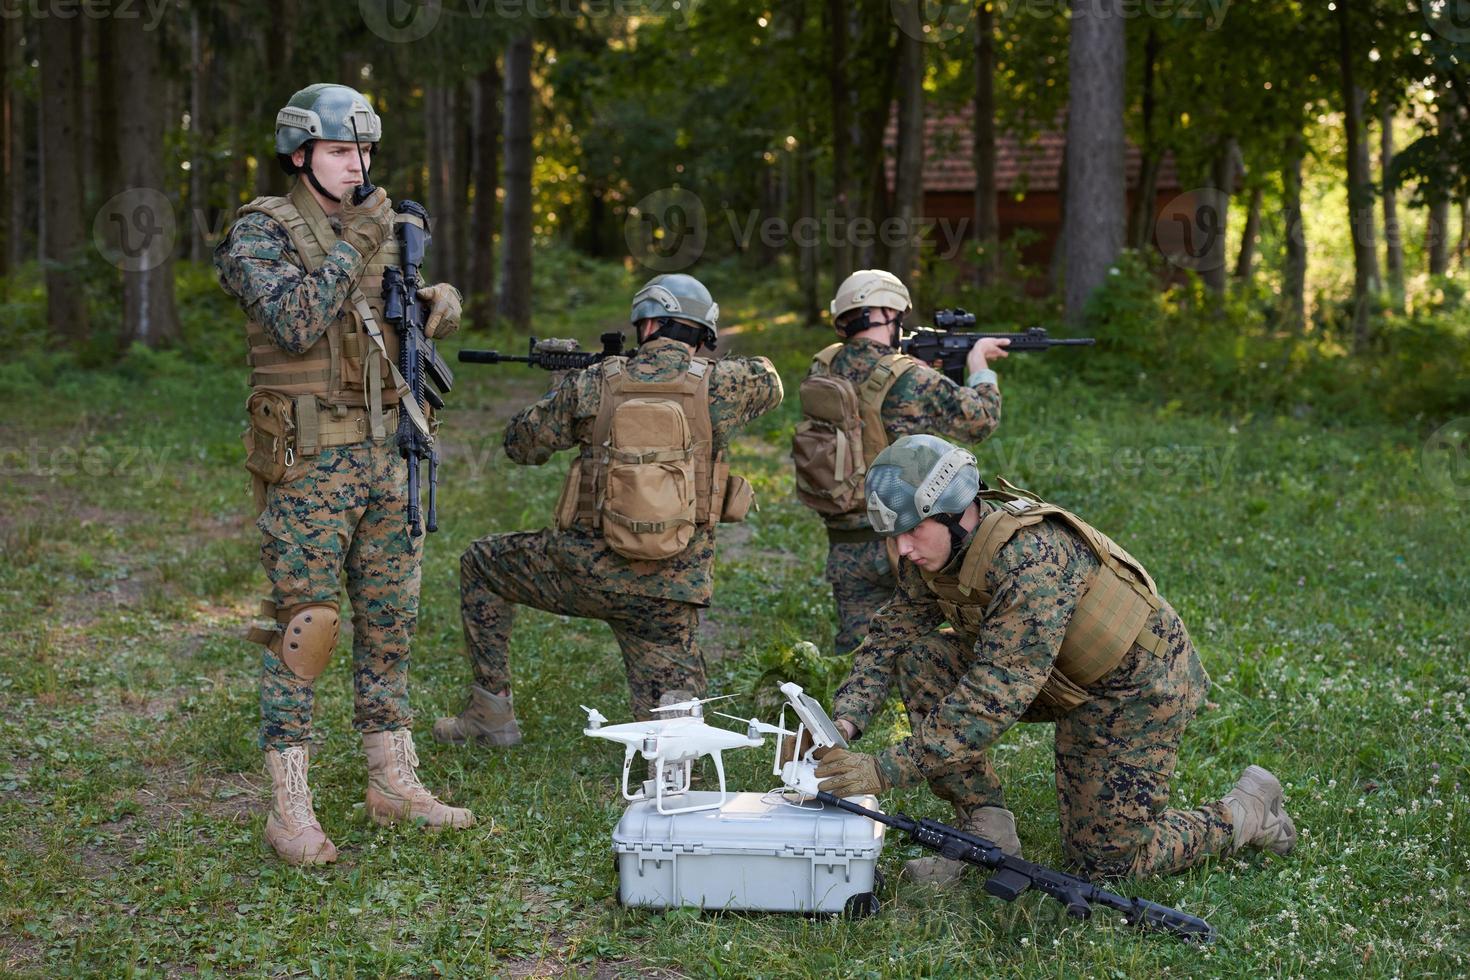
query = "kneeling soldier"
(814, 434, 1295, 882)
(435, 274, 784, 743)
(216, 84, 472, 866)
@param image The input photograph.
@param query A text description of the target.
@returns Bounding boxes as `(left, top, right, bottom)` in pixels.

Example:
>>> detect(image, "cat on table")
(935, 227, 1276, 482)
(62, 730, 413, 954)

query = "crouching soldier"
(216, 83, 472, 865)
(813, 434, 1296, 883)
(434, 273, 784, 744)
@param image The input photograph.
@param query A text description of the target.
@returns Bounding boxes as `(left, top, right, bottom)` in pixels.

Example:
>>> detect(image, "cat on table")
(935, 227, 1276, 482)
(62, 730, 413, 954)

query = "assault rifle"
(382, 200, 453, 537)
(901, 308, 1094, 384)
(815, 791, 1215, 943)
(458, 331, 629, 371)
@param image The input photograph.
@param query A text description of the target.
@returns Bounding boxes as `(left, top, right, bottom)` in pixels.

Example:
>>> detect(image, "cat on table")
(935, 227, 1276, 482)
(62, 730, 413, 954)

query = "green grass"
(0, 251, 1466, 976)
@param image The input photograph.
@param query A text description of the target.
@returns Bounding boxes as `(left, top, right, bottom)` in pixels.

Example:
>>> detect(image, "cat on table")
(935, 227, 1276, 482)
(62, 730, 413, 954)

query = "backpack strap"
(809, 343, 843, 374)
(856, 353, 917, 463)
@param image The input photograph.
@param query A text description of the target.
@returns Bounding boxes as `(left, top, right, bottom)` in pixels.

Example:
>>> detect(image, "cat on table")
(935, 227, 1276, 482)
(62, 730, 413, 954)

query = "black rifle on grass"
(816, 791, 1215, 943)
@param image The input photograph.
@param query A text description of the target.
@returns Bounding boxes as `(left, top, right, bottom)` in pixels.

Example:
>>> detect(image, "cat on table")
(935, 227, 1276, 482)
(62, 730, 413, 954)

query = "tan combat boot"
(263, 745, 338, 866)
(431, 685, 522, 746)
(363, 729, 476, 829)
(1221, 765, 1296, 855)
(903, 805, 1022, 887)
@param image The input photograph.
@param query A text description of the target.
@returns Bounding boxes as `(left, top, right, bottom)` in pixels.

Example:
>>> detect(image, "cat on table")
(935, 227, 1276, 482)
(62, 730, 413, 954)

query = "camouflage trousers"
(255, 443, 421, 751)
(459, 529, 707, 719)
(824, 538, 896, 655)
(895, 607, 1234, 878)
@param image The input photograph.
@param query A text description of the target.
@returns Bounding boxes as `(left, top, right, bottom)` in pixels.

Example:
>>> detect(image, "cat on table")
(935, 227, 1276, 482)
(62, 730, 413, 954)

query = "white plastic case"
(612, 790, 886, 915)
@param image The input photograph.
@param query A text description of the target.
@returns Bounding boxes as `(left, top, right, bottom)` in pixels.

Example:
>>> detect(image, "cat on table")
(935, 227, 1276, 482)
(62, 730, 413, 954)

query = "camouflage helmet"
(830, 269, 912, 321)
(275, 84, 382, 159)
(630, 274, 720, 348)
(865, 434, 980, 536)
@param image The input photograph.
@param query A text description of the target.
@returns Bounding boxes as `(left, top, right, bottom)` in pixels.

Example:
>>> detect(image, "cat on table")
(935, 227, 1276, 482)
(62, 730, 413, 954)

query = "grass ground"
(0, 253, 1466, 977)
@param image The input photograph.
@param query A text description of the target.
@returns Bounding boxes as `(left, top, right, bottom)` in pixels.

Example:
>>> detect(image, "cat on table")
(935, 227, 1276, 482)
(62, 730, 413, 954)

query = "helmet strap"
(301, 143, 342, 205)
(841, 307, 904, 347)
(933, 508, 970, 567)
(651, 317, 711, 350)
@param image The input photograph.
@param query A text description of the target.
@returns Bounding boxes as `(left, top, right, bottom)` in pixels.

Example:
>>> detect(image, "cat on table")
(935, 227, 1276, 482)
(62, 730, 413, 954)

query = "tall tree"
(888, 1, 925, 284)
(1427, 102, 1454, 276)
(825, 0, 852, 283)
(0, 10, 15, 287)
(972, 1, 999, 287)
(1281, 135, 1307, 334)
(1062, 0, 1125, 325)
(1126, 26, 1162, 251)
(1233, 183, 1263, 282)
(499, 31, 533, 332)
(114, 12, 179, 347)
(38, 14, 89, 339)
(468, 62, 501, 330)
(1380, 106, 1404, 304)
(1337, 1, 1379, 350)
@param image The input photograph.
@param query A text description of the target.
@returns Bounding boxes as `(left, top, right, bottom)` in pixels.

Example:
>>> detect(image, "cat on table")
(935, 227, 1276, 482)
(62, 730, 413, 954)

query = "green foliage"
(1078, 250, 1470, 425)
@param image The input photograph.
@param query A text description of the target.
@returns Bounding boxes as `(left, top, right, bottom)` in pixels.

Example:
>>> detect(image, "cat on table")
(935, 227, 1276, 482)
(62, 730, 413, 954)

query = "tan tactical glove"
(340, 187, 394, 258)
(813, 746, 889, 798)
(417, 284, 462, 339)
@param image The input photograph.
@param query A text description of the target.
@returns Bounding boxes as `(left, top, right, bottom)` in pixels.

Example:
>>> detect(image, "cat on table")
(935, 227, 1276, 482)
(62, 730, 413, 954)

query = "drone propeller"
(713, 711, 798, 738)
(580, 705, 608, 726)
(649, 693, 738, 714)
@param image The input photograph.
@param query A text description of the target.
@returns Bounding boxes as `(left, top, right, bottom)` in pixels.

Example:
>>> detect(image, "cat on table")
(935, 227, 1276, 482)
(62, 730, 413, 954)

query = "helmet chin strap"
(841, 307, 904, 347)
(301, 143, 341, 204)
(651, 317, 712, 350)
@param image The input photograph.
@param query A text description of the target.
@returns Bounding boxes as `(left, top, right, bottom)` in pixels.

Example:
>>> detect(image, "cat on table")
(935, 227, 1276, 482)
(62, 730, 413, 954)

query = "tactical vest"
(556, 356, 730, 550)
(238, 182, 405, 453)
(922, 479, 1167, 712)
(792, 343, 916, 524)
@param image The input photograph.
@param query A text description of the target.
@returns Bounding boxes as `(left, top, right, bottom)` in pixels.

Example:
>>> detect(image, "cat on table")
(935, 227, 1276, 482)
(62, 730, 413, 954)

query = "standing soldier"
(813, 434, 1296, 884)
(433, 274, 784, 744)
(792, 269, 1007, 654)
(215, 83, 473, 866)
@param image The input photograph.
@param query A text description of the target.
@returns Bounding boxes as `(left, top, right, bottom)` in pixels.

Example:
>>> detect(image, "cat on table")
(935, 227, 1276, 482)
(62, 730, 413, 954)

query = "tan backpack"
(577, 358, 717, 561)
(792, 344, 915, 517)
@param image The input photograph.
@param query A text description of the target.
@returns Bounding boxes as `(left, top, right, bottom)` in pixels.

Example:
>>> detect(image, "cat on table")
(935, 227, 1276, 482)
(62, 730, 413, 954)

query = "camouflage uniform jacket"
(820, 337, 1001, 530)
(832, 499, 1106, 787)
(502, 336, 784, 605)
(214, 210, 369, 353)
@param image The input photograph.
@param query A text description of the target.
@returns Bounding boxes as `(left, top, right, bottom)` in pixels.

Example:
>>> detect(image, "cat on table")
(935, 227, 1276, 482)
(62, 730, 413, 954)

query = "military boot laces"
(1222, 765, 1296, 855)
(903, 805, 1021, 888)
(264, 745, 337, 866)
(363, 730, 475, 830)
(431, 685, 522, 747)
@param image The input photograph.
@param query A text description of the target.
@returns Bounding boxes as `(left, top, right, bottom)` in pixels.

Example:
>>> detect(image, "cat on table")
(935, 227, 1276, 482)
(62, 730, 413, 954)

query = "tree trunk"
(1062, 0, 1126, 326)
(798, 130, 820, 325)
(38, 15, 89, 340)
(1427, 104, 1453, 277)
(825, 0, 851, 284)
(5, 16, 25, 277)
(468, 62, 500, 330)
(188, 5, 212, 263)
(95, 9, 121, 204)
(115, 14, 179, 347)
(1337, 2, 1378, 350)
(972, 0, 998, 287)
(889, 1, 925, 285)
(425, 85, 455, 285)
(0, 11, 14, 285)
(498, 32, 533, 332)
(1457, 196, 1469, 268)
(1201, 139, 1238, 294)
(1379, 106, 1404, 304)
(1281, 136, 1307, 334)
(1233, 185, 1262, 281)
(451, 83, 471, 284)
(1128, 26, 1161, 250)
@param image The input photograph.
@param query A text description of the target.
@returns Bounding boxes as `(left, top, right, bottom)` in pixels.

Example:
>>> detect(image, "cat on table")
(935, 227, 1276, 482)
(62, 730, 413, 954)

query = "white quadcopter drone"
(581, 694, 779, 814)
(582, 683, 850, 812)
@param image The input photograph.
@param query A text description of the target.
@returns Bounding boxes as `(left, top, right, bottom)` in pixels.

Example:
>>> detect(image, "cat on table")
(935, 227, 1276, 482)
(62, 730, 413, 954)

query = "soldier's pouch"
(1024, 668, 1092, 717)
(717, 461, 755, 524)
(555, 458, 582, 531)
(243, 389, 297, 485)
